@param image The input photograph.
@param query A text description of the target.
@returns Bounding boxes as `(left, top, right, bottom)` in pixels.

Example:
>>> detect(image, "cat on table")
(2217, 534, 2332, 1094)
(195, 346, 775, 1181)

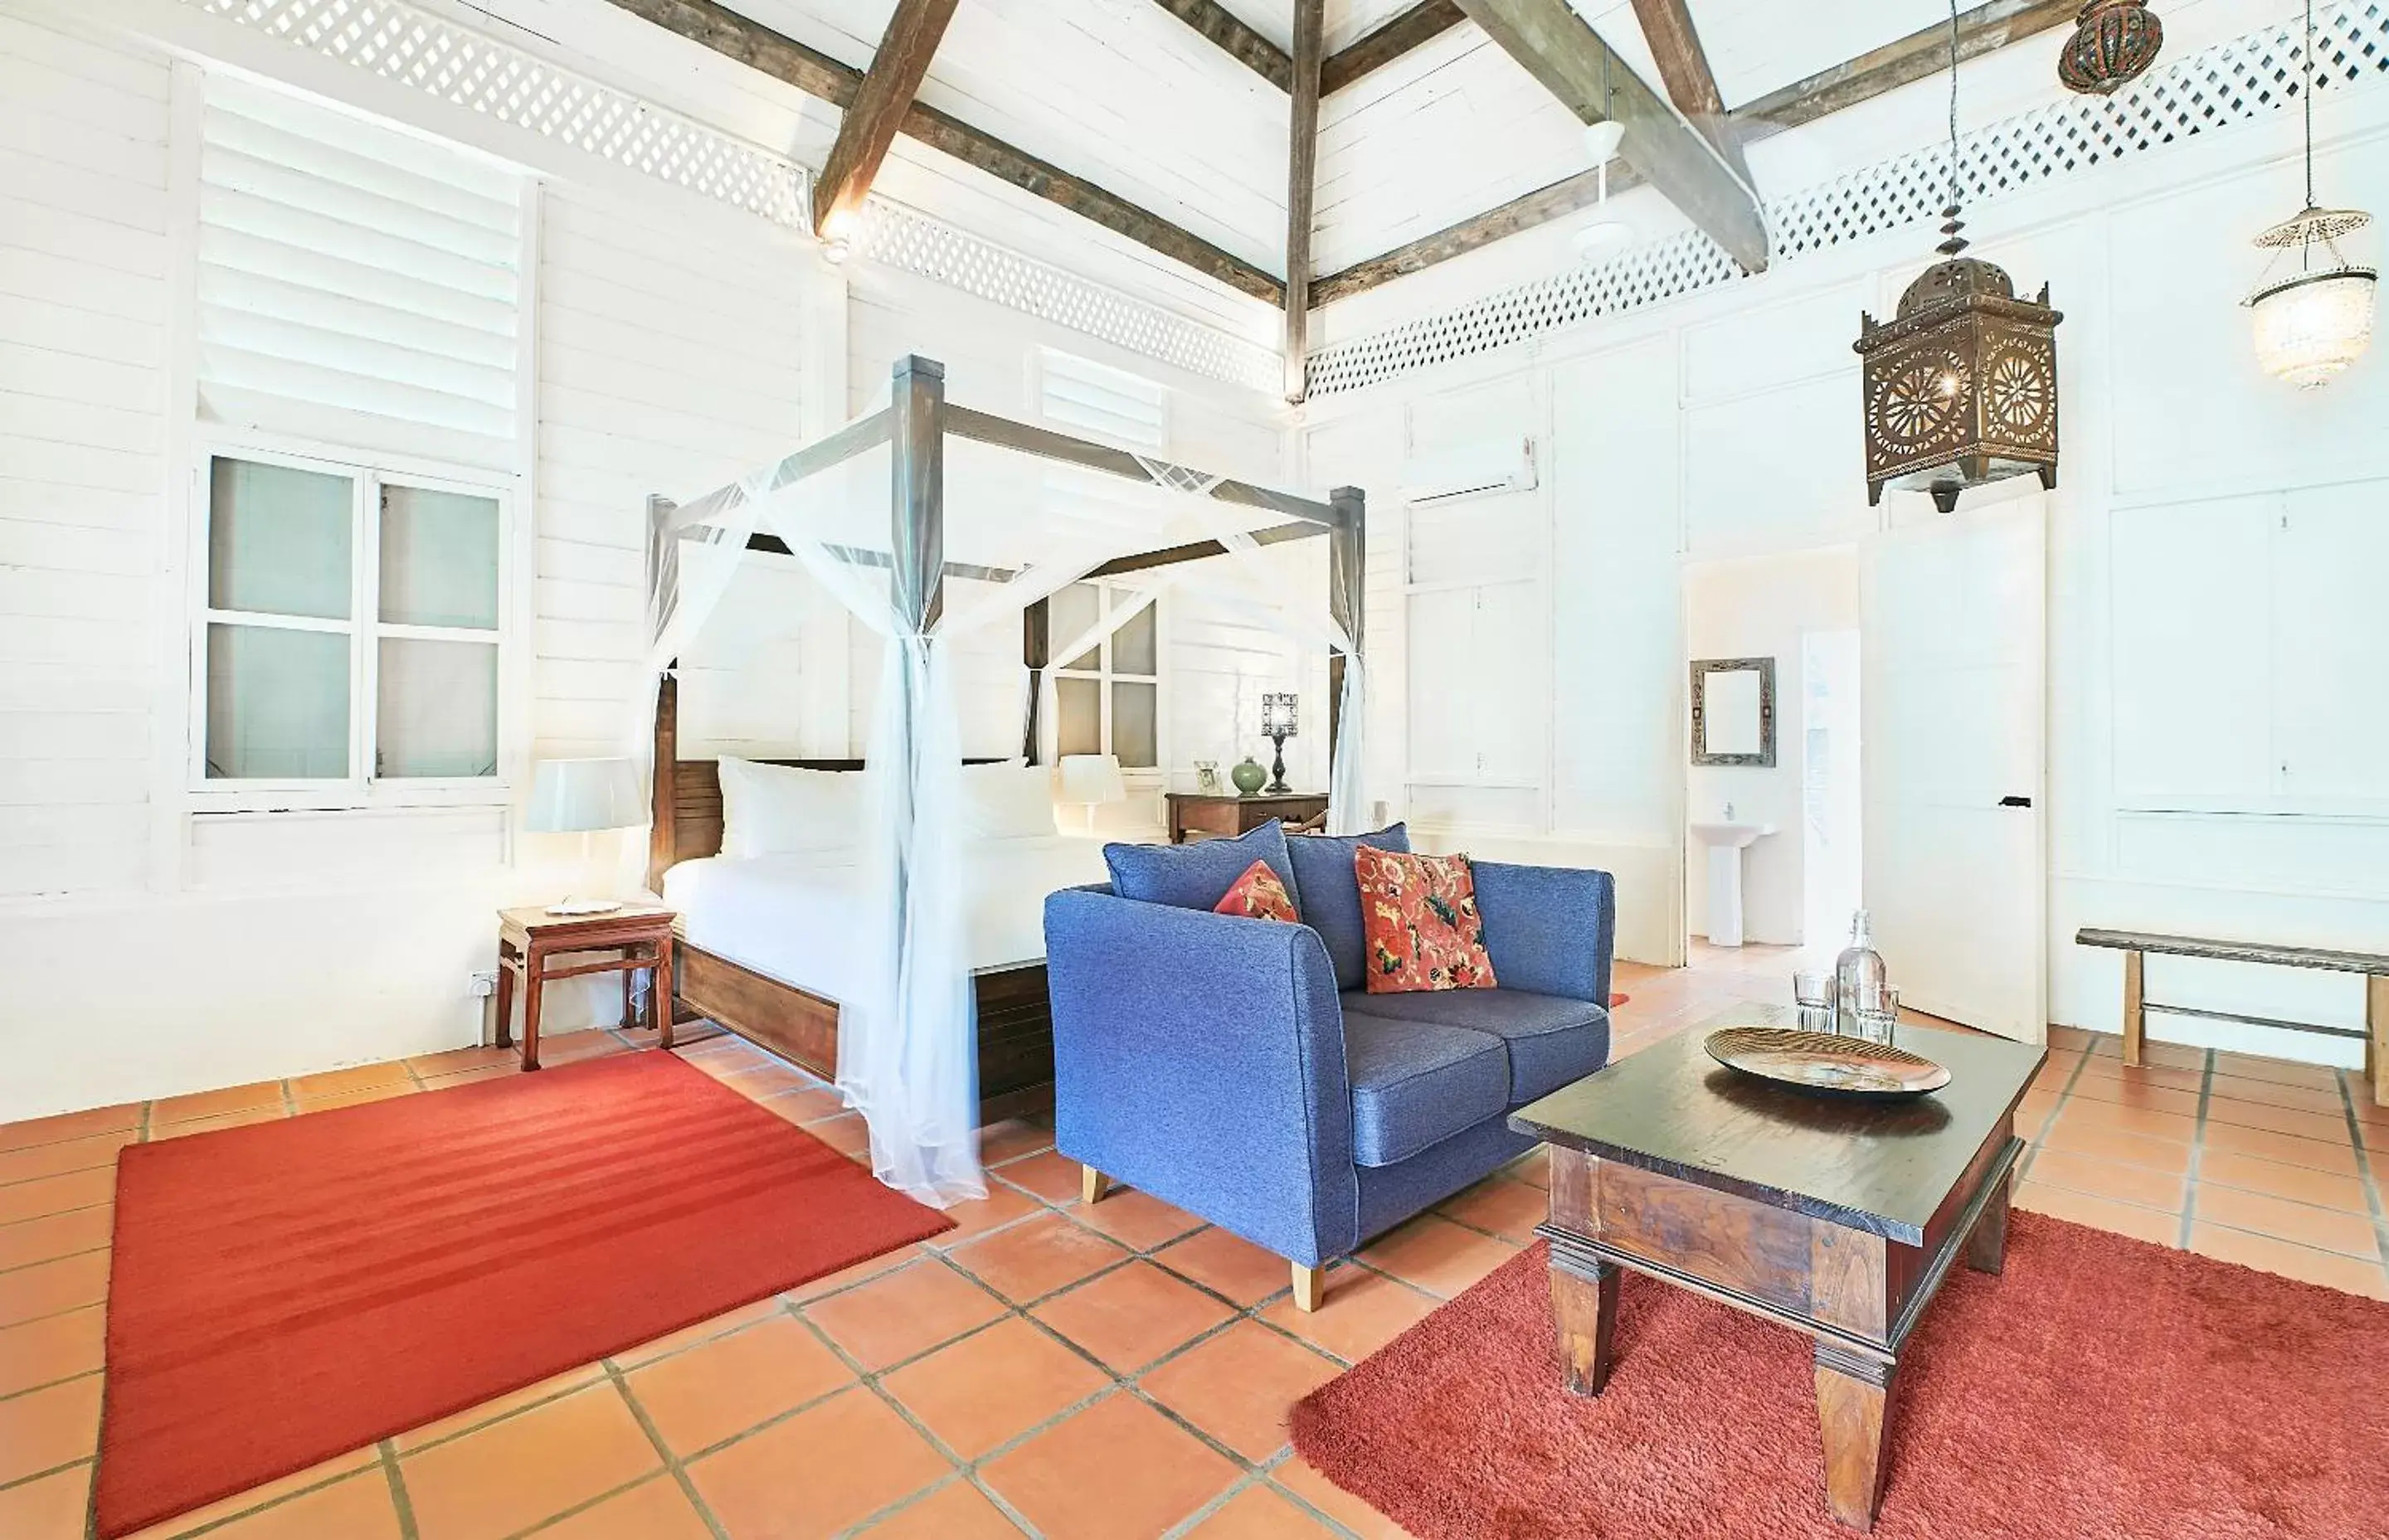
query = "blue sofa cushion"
(1285, 823, 1410, 992)
(1339, 1011, 1509, 1168)
(1341, 988, 1609, 1105)
(1103, 821, 1302, 914)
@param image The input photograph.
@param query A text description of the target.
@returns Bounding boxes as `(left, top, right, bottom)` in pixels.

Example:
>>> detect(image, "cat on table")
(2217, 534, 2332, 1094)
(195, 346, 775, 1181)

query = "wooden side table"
(495, 904, 676, 1071)
(1165, 791, 1329, 844)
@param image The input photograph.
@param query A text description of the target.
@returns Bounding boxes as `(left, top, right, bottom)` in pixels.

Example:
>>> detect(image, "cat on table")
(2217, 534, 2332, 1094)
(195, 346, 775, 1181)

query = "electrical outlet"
(469, 969, 498, 998)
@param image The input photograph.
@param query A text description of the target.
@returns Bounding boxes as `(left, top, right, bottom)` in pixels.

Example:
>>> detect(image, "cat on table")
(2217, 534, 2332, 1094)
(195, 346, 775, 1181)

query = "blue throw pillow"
(1285, 823, 1410, 991)
(1104, 821, 1302, 915)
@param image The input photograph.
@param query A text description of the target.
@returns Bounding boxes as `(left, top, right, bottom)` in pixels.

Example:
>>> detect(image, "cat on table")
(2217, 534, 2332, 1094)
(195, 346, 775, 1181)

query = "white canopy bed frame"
(641, 355, 1364, 1199)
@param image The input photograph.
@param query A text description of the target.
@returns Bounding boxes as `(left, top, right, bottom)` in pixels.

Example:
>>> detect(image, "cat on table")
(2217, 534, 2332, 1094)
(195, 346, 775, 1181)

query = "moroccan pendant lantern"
(1856, 0, 2063, 513)
(2245, 0, 2377, 388)
(2058, 0, 2164, 95)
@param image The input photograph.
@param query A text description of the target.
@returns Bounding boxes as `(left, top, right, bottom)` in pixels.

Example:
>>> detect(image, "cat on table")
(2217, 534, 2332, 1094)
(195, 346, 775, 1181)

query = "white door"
(1861, 499, 2046, 1042)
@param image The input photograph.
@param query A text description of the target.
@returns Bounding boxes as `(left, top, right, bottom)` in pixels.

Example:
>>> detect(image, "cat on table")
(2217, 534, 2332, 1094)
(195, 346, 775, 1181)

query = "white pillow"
(961, 761, 1058, 840)
(716, 757, 864, 858)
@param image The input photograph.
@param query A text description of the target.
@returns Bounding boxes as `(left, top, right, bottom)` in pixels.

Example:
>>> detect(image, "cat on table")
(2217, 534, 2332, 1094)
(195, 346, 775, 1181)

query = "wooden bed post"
(890, 354, 946, 629)
(1326, 485, 1365, 784)
(1022, 598, 1049, 764)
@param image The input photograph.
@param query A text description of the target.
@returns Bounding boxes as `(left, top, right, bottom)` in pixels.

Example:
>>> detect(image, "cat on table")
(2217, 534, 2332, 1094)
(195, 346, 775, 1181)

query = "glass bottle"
(1834, 911, 1889, 1038)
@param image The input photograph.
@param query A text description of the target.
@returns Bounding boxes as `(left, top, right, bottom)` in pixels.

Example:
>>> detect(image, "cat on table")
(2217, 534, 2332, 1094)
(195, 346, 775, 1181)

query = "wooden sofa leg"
(1081, 1165, 1111, 1205)
(1292, 1262, 1326, 1313)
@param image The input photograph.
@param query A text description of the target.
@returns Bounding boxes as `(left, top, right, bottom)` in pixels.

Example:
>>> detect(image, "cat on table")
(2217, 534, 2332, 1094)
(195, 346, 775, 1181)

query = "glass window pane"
(1112, 681, 1158, 768)
(205, 624, 349, 779)
(209, 457, 353, 619)
(381, 485, 499, 629)
(377, 638, 499, 778)
(1057, 677, 1101, 758)
(1113, 600, 1157, 675)
(1051, 582, 1102, 672)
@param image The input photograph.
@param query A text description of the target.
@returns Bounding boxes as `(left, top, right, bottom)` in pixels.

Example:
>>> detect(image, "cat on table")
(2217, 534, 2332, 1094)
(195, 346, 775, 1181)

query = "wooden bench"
(2075, 928, 2388, 1105)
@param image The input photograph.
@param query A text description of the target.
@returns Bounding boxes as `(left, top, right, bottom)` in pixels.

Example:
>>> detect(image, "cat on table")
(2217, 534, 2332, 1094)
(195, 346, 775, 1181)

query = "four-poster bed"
(640, 354, 1364, 1183)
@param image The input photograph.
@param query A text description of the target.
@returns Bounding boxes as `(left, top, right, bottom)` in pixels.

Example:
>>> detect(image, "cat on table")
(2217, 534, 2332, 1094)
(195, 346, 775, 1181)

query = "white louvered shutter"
(196, 76, 523, 469)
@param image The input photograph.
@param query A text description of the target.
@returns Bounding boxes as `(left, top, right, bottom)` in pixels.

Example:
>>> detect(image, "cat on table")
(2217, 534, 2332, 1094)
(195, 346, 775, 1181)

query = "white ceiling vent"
(1399, 437, 1538, 507)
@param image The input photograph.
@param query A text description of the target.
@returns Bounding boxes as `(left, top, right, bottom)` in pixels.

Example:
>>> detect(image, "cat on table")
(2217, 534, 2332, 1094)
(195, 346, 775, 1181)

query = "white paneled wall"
(0, 11, 173, 900)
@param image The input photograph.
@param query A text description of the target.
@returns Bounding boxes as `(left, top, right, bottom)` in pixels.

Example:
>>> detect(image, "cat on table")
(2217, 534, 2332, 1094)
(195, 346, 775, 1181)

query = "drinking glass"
(1853, 988, 1900, 1047)
(1793, 970, 1835, 1035)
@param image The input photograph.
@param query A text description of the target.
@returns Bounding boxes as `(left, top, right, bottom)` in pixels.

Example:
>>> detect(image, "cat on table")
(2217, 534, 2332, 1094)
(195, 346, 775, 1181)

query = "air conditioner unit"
(1399, 437, 1537, 506)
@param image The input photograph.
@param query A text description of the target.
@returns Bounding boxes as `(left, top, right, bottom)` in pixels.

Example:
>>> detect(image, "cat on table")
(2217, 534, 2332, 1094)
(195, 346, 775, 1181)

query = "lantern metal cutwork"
(2058, 0, 2165, 95)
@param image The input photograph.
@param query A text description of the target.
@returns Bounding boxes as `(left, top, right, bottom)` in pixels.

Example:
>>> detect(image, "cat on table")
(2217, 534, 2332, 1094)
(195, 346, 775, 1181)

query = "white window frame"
(187, 440, 516, 810)
(1053, 580, 1167, 775)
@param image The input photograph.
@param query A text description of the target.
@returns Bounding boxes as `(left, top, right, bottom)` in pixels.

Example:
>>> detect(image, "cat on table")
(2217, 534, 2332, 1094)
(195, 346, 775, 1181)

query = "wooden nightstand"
(495, 904, 677, 1071)
(1165, 791, 1330, 844)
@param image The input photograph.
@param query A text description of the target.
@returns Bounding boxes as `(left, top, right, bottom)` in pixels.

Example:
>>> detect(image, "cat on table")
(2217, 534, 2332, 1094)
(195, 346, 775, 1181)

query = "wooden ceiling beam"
(812, 0, 961, 240)
(1314, 0, 2079, 308)
(601, 0, 1284, 304)
(1452, 0, 1768, 273)
(1146, 0, 1292, 90)
(1626, 0, 1751, 187)
(1286, 0, 1323, 401)
(1321, 1, 1467, 95)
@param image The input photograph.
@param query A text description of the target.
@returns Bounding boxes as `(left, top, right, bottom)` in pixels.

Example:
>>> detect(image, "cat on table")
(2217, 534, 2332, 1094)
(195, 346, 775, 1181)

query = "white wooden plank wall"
(0, 14, 173, 899)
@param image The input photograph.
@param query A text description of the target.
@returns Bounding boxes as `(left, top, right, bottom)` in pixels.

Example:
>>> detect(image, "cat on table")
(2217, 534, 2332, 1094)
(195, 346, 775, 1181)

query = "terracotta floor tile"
(980, 1393, 1239, 1540)
(535, 1474, 714, 1540)
(948, 1212, 1130, 1304)
(538, 1030, 629, 1068)
(2193, 1185, 2382, 1260)
(1070, 1189, 1207, 1251)
(2012, 1182, 2181, 1248)
(1272, 1462, 1422, 1540)
(612, 1297, 786, 1369)
(0, 1204, 110, 1271)
(0, 1104, 138, 1154)
(294, 1083, 418, 1115)
(2047, 1025, 2098, 1051)
(2189, 1222, 2389, 1300)
(290, 1061, 412, 1099)
(2060, 1077, 2202, 1119)
(881, 1316, 1110, 1459)
(784, 1242, 926, 1304)
(0, 1249, 107, 1327)
(1435, 1176, 1547, 1242)
(803, 1112, 873, 1157)
(0, 1302, 102, 1397)
(118, 1451, 382, 1539)
(2078, 1040, 2205, 1073)
(397, 1365, 606, 1450)
(2197, 1151, 2371, 1212)
(2014, 1089, 2062, 1134)
(718, 1061, 818, 1099)
(150, 1106, 290, 1140)
(2048, 1100, 2196, 1145)
(1029, 1261, 1236, 1373)
(2200, 1120, 2360, 1175)
(927, 1183, 1044, 1246)
(1356, 1214, 1520, 1300)
(2086, 1062, 2207, 1096)
(687, 1385, 951, 1540)
(2039, 1117, 2192, 1176)
(400, 1382, 659, 1540)
(2029, 1051, 2082, 1094)
(2201, 1095, 2355, 1144)
(626, 1313, 854, 1456)
(855, 1478, 1027, 1539)
(2351, 1087, 2389, 1127)
(406, 1045, 520, 1080)
(1155, 1227, 1297, 1308)
(0, 1167, 112, 1226)
(152, 1081, 282, 1124)
(980, 1119, 1055, 1167)
(0, 1372, 102, 1484)
(0, 1465, 90, 1540)
(2208, 1073, 2348, 1116)
(1140, 1320, 1340, 1460)
(0, 1129, 136, 1184)
(803, 1260, 1006, 1371)
(993, 1149, 1087, 1204)
(1258, 1266, 1437, 1363)
(2210, 1052, 2343, 1091)
(1186, 1485, 1341, 1538)
(2022, 1148, 2186, 1212)
(1505, 1146, 1550, 1190)
(419, 1064, 518, 1090)
(759, 1086, 847, 1126)
(198, 1470, 403, 1540)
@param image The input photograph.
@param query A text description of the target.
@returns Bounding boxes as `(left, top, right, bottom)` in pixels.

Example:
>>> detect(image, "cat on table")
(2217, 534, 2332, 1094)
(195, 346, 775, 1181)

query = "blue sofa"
(1042, 821, 1614, 1309)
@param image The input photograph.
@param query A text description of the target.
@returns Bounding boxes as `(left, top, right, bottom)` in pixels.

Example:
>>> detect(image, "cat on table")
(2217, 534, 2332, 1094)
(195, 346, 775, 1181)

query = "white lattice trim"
(1308, 0, 2389, 397)
(173, 0, 1278, 393)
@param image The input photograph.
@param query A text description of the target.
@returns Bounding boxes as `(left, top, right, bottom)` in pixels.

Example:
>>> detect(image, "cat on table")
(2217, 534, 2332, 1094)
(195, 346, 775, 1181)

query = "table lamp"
(1058, 753, 1126, 834)
(1260, 692, 1299, 794)
(526, 757, 644, 915)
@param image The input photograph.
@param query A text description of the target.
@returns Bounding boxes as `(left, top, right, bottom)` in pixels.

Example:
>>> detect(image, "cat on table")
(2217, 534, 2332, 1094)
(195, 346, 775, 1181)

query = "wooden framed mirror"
(1690, 657, 1776, 766)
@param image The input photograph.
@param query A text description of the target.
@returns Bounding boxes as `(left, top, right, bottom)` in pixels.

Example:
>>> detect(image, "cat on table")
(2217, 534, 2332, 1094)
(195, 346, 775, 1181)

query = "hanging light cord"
(1938, 0, 1968, 257)
(2303, 0, 2317, 209)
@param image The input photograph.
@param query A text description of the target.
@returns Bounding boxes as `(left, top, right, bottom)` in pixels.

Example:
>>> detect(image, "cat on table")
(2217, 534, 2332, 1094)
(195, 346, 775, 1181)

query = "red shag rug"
(99, 1051, 951, 1538)
(1293, 1213, 2389, 1539)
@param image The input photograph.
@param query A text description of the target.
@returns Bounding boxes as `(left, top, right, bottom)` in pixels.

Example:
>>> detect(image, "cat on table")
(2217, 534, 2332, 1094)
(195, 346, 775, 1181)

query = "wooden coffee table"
(1510, 1003, 2045, 1531)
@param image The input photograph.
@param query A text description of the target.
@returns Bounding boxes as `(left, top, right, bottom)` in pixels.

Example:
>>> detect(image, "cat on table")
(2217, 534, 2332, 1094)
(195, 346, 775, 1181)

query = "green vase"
(1229, 757, 1267, 796)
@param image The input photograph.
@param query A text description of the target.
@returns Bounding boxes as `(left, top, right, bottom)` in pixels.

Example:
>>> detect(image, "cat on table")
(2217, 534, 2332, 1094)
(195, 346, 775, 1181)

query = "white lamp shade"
(1583, 119, 1626, 165)
(1058, 753, 1127, 805)
(525, 757, 644, 833)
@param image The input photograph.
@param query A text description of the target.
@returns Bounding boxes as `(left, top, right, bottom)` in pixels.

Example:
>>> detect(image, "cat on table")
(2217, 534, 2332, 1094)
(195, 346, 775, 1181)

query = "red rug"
(99, 1051, 951, 1538)
(1293, 1214, 2389, 1538)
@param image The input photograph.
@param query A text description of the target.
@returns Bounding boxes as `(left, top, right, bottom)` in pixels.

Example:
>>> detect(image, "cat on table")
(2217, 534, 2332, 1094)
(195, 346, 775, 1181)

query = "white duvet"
(662, 833, 1112, 1006)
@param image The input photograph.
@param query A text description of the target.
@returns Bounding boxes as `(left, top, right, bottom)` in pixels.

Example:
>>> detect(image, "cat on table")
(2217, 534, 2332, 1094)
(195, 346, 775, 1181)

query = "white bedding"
(664, 834, 1112, 1005)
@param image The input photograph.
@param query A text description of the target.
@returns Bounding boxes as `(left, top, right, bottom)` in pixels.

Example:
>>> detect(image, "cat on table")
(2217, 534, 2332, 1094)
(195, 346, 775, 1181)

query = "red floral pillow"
(1355, 846, 1497, 993)
(1214, 858, 1301, 924)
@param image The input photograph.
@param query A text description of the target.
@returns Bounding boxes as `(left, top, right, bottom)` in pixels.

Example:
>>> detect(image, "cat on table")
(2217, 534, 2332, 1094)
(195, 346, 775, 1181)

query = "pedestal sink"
(1690, 820, 1774, 947)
